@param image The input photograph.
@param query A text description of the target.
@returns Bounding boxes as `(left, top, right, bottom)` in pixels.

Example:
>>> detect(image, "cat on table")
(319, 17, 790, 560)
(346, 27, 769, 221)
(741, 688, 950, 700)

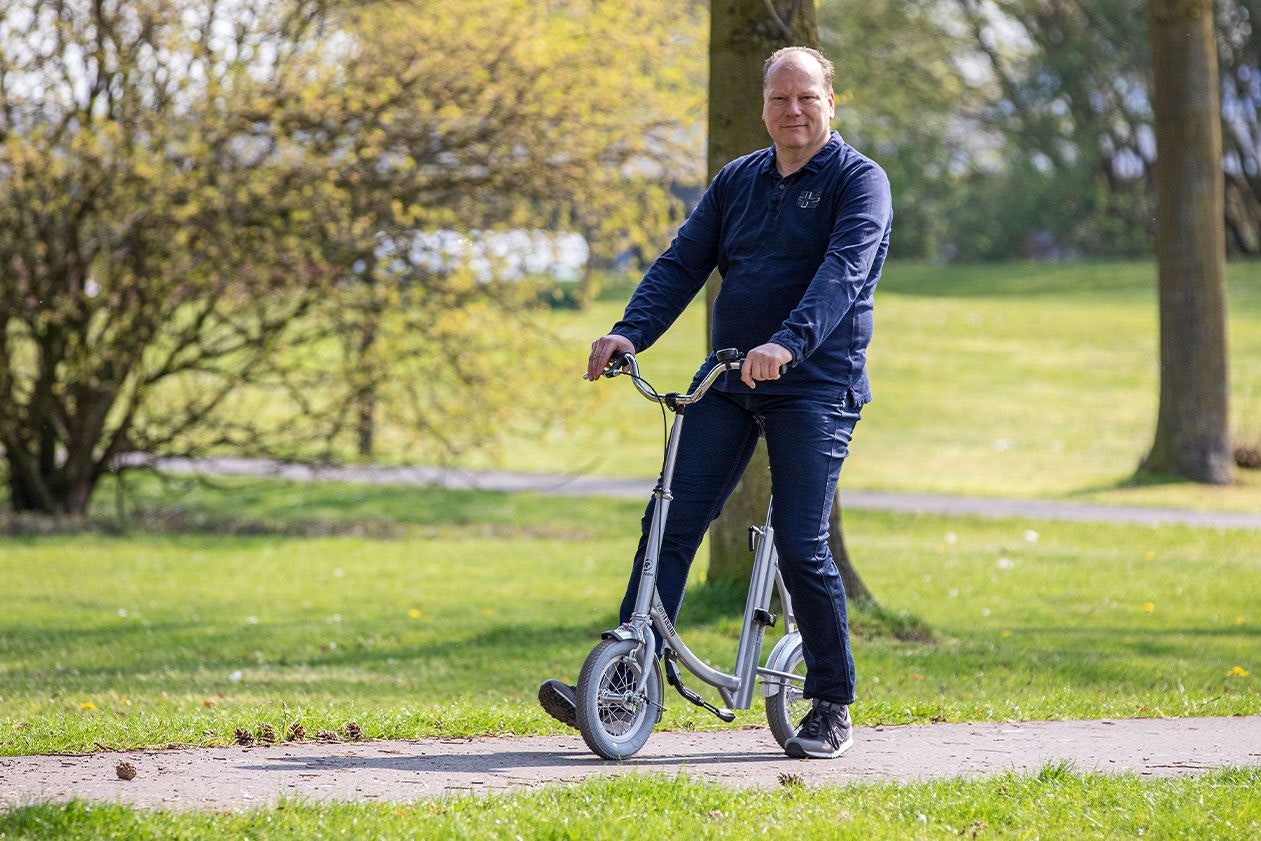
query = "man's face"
(762, 57, 835, 154)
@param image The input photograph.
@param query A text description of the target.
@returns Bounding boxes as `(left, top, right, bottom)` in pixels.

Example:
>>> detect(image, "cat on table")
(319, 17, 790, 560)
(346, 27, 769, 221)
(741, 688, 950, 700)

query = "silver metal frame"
(600, 353, 804, 712)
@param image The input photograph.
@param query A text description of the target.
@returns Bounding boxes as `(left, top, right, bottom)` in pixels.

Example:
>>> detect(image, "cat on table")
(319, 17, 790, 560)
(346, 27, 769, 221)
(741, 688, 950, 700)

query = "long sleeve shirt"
(610, 131, 892, 402)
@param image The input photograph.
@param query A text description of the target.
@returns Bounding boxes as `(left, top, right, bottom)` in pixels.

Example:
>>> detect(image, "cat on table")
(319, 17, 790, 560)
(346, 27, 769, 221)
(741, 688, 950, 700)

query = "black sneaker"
(538, 679, 578, 730)
(784, 700, 853, 759)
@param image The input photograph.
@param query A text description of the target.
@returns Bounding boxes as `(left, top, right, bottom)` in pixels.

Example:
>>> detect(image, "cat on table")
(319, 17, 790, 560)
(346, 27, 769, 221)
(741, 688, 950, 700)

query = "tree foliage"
(954, 0, 1261, 258)
(0, 0, 340, 514)
(807, 0, 1261, 260)
(0, 0, 704, 514)
(275, 0, 704, 457)
(817, 0, 980, 260)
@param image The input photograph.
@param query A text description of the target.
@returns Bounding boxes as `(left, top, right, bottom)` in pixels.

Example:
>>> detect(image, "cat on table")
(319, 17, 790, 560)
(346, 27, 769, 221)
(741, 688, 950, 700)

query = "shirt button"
(777, 183, 786, 190)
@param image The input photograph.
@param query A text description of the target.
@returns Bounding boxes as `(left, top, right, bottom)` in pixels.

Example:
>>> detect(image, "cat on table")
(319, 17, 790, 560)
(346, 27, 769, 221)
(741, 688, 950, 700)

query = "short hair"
(762, 47, 834, 90)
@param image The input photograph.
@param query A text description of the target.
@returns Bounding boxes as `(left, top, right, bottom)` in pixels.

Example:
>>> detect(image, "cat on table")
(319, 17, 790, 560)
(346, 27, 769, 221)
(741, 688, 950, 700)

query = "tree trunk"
(1142, 0, 1234, 484)
(357, 388, 376, 458)
(7, 462, 42, 513)
(828, 498, 875, 603)
(5, 450, 98, 516)
(704, 0, 874, 604)
(355, 300, 379, 459)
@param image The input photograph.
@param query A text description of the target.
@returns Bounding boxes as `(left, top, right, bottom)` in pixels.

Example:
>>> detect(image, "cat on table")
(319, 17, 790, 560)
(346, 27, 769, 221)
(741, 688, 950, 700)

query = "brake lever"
(582, 352, 631, 380)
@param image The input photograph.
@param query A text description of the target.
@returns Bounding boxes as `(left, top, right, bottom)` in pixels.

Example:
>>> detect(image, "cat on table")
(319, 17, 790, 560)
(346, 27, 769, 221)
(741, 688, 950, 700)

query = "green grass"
(447, 259, 1261, 512)
(1, 478, 1257, 756)
(3, 771, 1259, 839)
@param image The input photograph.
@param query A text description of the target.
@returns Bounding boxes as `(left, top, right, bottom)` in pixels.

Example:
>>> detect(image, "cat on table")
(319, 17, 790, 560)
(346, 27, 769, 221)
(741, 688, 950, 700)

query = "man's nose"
(785, 97, 803, 114)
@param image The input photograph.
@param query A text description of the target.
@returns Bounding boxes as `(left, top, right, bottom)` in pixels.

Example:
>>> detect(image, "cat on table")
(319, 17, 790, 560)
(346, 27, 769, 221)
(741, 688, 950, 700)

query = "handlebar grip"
(714, 347, 791, 376)
(604, 351, 629, 377)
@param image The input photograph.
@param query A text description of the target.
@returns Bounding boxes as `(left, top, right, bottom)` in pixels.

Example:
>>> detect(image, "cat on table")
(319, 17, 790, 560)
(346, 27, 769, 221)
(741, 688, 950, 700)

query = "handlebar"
(590, 348, 790, 408)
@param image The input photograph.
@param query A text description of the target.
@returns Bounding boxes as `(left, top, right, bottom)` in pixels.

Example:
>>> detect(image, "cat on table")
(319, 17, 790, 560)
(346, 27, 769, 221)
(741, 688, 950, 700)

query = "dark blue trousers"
(618, 387, 861, 704)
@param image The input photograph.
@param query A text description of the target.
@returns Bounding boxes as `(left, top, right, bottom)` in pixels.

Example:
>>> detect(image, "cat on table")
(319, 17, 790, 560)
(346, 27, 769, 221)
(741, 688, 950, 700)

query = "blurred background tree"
(1143, 0, 1234, 483)
(303, 0, 704, 458)
(817, 0, 979, 260)
(922, 0, 1261, 261)
(0, 0, 339, 514)
(0, 0, 703, 514)
(3, 0, 1255, 515)
(797, 0, 1261, 262)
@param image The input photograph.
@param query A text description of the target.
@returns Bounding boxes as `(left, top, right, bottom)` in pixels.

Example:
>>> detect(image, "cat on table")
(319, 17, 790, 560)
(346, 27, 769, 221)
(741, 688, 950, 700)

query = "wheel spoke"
(597, 655, 645, 737)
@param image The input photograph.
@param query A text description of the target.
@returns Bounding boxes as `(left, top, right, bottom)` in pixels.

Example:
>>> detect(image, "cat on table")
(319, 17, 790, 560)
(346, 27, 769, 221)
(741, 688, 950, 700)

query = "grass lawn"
(4, 261, 1257, 836)
(446, 260, 1261, 513)
(2, 478, 1257, 756)
(3, 770, 1259, 839)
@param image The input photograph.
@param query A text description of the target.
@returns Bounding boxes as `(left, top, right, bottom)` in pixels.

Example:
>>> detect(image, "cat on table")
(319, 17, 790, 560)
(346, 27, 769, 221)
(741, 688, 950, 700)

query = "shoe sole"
(538, 683, 578, 730)
(784, 734, 854, 759)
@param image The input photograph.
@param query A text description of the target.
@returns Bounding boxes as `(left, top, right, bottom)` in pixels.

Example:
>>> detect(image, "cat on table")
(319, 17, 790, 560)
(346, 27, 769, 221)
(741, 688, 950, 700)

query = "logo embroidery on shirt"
(797, 190, 821, 209)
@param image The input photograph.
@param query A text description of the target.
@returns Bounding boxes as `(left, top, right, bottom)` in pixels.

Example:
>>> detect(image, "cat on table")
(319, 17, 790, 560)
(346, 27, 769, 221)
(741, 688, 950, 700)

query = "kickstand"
(663, 651, 735, 722)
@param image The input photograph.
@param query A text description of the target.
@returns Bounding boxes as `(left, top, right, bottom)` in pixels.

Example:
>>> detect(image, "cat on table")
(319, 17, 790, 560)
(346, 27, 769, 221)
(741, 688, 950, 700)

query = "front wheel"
(575, 638, 662, 760)
(765, 635, 810, 748)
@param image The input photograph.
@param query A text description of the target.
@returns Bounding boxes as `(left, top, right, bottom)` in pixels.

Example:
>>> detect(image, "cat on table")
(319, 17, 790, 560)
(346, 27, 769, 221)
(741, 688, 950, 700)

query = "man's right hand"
(586, 334, 635, 382)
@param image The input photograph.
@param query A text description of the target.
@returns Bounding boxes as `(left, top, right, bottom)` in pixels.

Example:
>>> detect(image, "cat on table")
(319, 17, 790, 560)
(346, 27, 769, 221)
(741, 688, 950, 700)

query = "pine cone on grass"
(233, 728, 255, 747)
(342, 721, 365, 742)
(286, 722, 307, 742)
(316, 729, 341, 743)
(257, 723, 277, 745)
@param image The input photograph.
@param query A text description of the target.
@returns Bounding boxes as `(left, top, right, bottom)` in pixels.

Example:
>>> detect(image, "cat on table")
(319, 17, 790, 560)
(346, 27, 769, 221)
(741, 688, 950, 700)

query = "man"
(540, 46, 892, 759)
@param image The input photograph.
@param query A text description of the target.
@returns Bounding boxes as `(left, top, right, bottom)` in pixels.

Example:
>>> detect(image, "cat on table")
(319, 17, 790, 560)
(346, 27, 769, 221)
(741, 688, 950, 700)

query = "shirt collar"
(761, 131, 844, 176)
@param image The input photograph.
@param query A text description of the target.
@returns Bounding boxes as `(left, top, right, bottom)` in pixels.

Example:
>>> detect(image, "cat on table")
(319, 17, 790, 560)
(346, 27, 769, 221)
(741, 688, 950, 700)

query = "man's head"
(761, 47, 836, 156)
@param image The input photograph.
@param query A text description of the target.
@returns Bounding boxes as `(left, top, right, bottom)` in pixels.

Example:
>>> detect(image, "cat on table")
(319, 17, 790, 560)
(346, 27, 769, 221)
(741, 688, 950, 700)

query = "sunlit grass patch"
(2, 480, 1257, 755)
(3, 770, 1259, 839)
(463, 259, 1261, 513)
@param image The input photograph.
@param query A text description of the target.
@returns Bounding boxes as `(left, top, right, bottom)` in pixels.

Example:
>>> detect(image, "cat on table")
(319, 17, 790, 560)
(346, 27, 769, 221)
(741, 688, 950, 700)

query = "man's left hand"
(740, 342, 794, 389)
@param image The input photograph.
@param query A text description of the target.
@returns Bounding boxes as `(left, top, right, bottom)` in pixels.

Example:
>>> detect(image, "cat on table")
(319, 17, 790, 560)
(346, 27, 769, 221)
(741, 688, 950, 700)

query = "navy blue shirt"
(610, 132, 892, 402)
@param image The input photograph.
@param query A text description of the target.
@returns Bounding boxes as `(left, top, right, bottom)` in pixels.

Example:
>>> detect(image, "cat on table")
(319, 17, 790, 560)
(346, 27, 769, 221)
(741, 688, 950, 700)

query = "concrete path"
(138, 457, 1261, 530)
(3, 717, 1259, 810)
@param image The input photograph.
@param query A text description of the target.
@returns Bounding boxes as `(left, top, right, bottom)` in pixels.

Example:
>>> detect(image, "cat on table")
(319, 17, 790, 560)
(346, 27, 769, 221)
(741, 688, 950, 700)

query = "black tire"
(765, 636, 810, 748)
(575, 638, 662, 760)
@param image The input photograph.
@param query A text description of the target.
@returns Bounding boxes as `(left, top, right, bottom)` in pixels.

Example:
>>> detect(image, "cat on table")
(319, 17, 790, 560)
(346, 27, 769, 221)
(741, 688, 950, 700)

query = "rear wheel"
(765, 635, 809, 748)
(575, 638, 662, 760)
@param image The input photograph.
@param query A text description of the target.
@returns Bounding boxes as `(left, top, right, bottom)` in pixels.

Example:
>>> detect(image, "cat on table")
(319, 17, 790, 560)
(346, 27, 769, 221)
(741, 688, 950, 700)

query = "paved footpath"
(3, 717, 1259, 810)
(141, 457, 1261, 530)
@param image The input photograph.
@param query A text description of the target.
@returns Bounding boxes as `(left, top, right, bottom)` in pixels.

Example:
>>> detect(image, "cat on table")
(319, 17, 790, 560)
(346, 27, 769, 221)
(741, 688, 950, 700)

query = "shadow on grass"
(3, 474, 618, 539)
(681, 580, 936, 644)
(96, 473, 635, 530)
(1, 593, 938, 703)
(0, 616, 619, 700)
(6, 612, 1255, 715)
(1064, 468, 1195, 501)
(0, 510, 410, 540)
(851, 600, 936, 644)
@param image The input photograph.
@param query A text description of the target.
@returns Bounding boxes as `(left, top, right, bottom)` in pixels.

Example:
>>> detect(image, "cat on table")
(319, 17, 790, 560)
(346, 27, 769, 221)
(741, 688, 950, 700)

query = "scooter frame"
(592, 350, 806, 723)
